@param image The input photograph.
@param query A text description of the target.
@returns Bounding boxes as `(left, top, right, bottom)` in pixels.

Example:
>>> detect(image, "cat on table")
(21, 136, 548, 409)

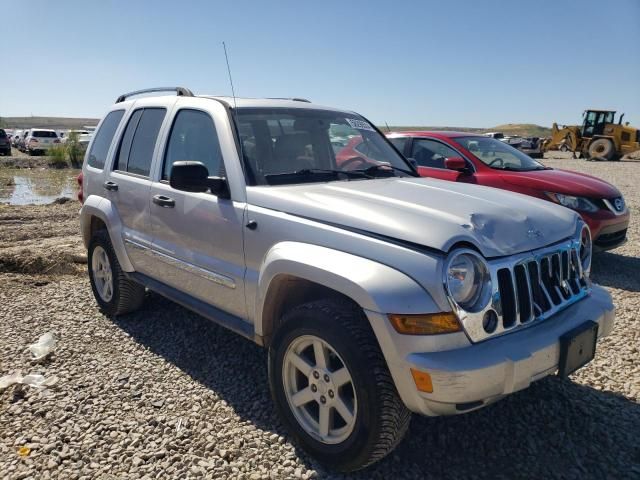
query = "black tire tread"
(90, 229, 145, 316)
(588, 138, 615, 161)
(278, 298, 411, 471)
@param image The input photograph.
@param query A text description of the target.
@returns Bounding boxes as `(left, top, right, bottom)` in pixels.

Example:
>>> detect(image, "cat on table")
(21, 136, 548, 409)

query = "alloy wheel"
(92, 245, 113, 302)
(282, 335, 357, 444)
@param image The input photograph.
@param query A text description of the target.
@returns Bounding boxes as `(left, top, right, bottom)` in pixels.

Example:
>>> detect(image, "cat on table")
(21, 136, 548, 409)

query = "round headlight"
(579, 224, 592, 275)
(445, 250, 491, 311)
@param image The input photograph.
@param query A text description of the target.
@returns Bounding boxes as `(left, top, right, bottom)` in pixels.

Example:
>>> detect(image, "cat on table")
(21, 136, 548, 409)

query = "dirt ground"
(0, 155, 638, 479)
(0, 201, 84, 275)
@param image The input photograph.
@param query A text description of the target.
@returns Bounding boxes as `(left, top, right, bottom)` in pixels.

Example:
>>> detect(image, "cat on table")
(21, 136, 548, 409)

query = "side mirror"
(170, 161, 209, 192)
(170, 161, 230, 198)
(407, 157, 418, 168)
(206, 177, 230, 199)
(444, 156, 467, 171)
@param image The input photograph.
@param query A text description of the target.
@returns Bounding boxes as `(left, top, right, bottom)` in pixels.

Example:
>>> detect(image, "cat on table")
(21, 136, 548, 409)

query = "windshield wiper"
(355, 164, 417, 177)
(492, 165, 522, 171)
(264, 168, 372, 185)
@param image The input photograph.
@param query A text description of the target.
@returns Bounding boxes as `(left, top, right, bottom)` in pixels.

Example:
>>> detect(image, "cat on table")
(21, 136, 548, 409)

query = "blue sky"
(1, 0, 639, 127)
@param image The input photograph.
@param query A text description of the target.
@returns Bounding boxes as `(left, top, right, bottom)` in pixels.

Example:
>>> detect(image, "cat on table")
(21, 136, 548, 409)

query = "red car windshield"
(455, 136, 546, 171)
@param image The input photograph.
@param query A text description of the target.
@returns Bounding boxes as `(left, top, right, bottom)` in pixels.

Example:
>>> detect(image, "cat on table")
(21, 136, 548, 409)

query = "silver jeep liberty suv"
(79, 87, 614, 471)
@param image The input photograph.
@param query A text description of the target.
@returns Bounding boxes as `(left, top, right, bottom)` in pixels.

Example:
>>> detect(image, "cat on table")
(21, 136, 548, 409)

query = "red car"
(376, 131, 628, 251)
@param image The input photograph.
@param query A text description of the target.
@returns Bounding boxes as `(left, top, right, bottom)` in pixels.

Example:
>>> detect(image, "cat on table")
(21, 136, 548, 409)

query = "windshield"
(235, 108, 414, 185)
(455, 136, 545, 171)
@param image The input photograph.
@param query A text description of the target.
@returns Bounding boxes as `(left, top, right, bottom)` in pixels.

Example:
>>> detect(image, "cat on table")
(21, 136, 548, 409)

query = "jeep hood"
(247, 177, 579, 258)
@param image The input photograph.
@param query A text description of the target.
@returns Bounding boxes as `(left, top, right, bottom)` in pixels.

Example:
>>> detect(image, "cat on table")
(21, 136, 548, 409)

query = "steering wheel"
(340, 156, 369, 171)
(488, 157, 504, 167)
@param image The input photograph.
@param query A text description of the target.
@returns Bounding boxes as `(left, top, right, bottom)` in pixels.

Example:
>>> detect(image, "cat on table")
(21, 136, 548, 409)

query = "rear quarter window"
(88, 110, 125, 169)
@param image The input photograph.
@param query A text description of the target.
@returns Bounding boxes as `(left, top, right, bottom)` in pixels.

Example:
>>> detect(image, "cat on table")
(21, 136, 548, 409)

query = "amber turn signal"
(388, 313, 461, 335)
(410, 368, 434, 393)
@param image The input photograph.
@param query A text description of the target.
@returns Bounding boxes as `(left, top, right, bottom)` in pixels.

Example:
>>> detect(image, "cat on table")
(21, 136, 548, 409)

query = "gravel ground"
(0, 155, 639, 479)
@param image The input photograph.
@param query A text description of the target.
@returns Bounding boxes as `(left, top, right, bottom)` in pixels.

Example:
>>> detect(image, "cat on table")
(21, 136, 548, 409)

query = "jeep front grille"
(496, 247, 587, 330)
(454, 239, 590, 343)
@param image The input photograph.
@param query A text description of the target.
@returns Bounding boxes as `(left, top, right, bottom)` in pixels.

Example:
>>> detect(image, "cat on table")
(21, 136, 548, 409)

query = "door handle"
(153, 194, 175, 208)
(103, 181, 118, 191)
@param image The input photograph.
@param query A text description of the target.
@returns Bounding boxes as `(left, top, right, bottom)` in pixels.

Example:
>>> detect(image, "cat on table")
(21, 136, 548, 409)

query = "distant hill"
(1, 116, 551, 138)
(1, 116, 99, 130)
(490, 124, 551, 137)
(383, 123, 551, 137)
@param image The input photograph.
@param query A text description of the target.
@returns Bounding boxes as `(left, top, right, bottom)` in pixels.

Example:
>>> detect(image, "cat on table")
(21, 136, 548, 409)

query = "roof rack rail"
(115, 87, 194, 103)
(266, 97, 311, 103)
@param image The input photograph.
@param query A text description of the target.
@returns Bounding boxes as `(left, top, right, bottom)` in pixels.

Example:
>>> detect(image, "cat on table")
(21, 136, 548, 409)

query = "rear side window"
(115, 108, 166, 177)
(88, 110, 125, 169)
(115, 110, 143, 172)
(163, 109, 223, 180)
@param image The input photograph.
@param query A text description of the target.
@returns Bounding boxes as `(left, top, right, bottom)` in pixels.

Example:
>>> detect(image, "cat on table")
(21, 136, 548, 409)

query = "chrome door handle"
(152, 194, 175, 208)
(103, 181, 118, 191)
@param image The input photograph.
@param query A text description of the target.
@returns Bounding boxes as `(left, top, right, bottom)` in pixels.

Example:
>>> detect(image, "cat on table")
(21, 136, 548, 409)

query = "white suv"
(79, 87, 614, 471)
(24, 128, 60, 155)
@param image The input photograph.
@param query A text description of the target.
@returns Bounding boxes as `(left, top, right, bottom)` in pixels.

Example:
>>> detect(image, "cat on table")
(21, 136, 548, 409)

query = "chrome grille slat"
(522, 263, 536, 321)
(510, 269, 520, 320)
(492, 241, 589, 333)
(537, 259, 556, 307)
(514, 264, 532, 323)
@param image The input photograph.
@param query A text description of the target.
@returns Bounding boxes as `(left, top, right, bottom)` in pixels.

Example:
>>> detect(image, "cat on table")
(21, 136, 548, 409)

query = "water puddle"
(0, 168, 80, 205)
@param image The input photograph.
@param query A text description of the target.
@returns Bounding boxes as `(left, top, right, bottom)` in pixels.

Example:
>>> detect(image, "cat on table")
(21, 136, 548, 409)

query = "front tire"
(588, 138, 615, 160)
(88, 230, 145, 316)
(269, 299, 411, 472)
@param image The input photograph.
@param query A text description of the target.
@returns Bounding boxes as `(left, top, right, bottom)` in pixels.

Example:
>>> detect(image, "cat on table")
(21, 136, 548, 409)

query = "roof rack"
(266, 97, 311, 103)
(115, 87, 194, 103)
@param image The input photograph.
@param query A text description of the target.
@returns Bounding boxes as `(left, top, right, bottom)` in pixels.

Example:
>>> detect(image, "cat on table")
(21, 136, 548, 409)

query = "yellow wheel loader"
(542, 109, 640, 161)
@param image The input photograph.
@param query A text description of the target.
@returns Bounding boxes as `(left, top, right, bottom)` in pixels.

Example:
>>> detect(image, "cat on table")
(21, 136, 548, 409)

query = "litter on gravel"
(28, 332, 57, 361)
(0, 371, 58, 390)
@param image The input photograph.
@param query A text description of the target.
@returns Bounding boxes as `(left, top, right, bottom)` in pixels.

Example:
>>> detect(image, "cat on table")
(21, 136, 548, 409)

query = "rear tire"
(588, 138, 615, 161)
(269, 298, 411, 472)
(88, 230, 145, 316)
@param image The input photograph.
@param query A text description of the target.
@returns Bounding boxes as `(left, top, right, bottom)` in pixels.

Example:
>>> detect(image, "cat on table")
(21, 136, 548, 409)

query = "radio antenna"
(222, 41, 237, 110)
(222, 41, 244, 168)
(385, 121, 391, 133)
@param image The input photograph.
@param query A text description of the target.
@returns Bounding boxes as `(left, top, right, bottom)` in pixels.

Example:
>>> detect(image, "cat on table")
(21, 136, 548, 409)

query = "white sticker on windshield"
(346, 118, 375, 132)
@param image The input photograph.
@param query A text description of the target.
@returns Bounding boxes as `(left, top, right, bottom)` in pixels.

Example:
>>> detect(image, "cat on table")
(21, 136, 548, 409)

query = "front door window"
(410, 139, 460, 169)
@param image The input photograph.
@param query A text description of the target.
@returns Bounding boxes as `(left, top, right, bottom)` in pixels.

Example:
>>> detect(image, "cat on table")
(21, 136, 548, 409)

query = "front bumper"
(593, 222, 629, 251)
(583, 211, 629, 252)
(27, 142, 57, 151)
(367, 284, 614, 416)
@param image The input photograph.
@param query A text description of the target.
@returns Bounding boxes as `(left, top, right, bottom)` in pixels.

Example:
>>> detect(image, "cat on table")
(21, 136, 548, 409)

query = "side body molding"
(79, 195, 134, 272)
(255, 242, 440, 336)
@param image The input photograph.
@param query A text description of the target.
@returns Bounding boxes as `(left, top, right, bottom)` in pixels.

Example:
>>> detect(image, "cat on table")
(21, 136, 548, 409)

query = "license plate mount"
(558, 321, 598, 378)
